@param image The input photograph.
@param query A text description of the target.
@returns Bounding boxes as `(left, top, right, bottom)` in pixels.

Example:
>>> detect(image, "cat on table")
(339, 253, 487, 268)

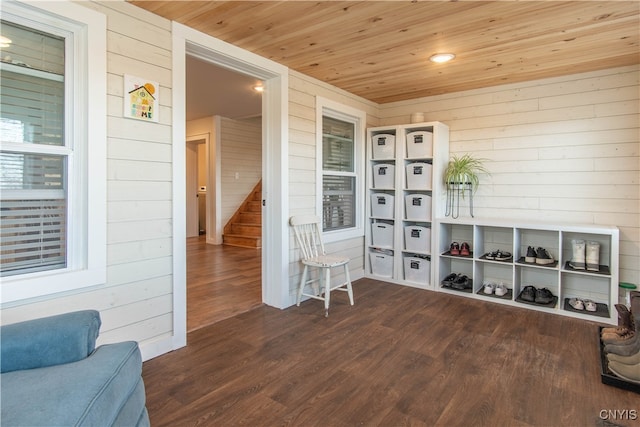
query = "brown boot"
(601, 304, 633, 339)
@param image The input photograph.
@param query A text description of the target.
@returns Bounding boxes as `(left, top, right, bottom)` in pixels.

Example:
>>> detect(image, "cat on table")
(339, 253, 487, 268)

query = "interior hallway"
(187, 236, 262, 332)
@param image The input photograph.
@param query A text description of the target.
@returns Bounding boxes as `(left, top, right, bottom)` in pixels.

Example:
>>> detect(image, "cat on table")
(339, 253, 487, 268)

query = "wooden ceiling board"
(128, 0, 640, 103)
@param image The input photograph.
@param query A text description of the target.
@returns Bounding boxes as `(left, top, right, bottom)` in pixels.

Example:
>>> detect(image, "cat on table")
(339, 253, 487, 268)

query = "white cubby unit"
(435, 217, 619, 324)
(365, 122, 450, 289)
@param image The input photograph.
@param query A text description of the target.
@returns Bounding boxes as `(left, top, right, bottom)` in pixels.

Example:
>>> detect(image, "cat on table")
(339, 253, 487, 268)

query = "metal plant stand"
(445, 182, 474, 219)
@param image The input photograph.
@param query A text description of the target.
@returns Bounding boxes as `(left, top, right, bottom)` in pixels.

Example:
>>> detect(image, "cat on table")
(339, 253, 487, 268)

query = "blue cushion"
(1, 310, 101, 373)
(1, 341, 146, 426)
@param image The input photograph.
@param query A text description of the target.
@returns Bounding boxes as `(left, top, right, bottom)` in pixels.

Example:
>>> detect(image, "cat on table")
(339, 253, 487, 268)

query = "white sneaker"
(483, 282, 495, 295)
(495, 283, 508, 297)
(586, 241, 600, 271)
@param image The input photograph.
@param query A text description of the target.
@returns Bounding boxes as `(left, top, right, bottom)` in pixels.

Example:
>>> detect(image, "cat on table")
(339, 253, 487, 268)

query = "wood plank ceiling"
(129, 1, 640, 104)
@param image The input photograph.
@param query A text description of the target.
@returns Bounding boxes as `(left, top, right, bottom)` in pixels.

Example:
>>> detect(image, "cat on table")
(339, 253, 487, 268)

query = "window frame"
(315, 97, 366, 243)
(0, 0, 106, 303)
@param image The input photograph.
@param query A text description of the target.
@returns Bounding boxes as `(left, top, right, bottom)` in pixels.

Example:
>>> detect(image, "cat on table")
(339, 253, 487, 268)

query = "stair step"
(223, 234, 261, 249)
(245, 200, 262, 212)
(230, 223, 261, 237)
(239, 212, 261, 224)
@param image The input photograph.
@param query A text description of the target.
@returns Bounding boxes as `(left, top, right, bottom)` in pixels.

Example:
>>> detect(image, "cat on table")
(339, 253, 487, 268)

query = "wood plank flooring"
(144, 278, 639, 426)
(187, 236, 262, 332)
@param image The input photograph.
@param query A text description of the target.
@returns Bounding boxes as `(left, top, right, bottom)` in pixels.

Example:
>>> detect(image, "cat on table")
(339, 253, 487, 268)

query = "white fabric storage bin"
(404, 256, 430, 284)
(405, 194, 432, 220)
(406, 131, 433, 158)
(371, 222, 394, 248)
(406, 162, 432, 190)
(371, 134, 395, 159)
(370, 250, 393, 277)
(404, 226, 431, 252)
(370, 193, 394, 218)
(372, 164, 395, 189)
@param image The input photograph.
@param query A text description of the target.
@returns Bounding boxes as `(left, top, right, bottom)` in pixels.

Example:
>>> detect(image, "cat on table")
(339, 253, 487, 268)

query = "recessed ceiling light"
(429, 53, 455, 63)
(253, 85, 264, 92)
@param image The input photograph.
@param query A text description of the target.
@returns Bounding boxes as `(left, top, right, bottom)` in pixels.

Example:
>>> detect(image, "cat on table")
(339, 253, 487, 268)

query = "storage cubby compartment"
(475, 262, 513, 299)
(370, 192, 395, 219)
(371, 220, 394, 249)
(514, 266, 559, 308)
(372, 163, 395, 189)
(439, 256, 473, 293)
(369, 249, 394, 278)
(371, 133, 395, 159)
(404, 255, 430, 285)
(404, 224, 431, 253)
(405, 193, 432, 221)
(561, 231, 612, 274)
(405, 130, 433, 158)
(516, 228, 559, 268)
(476, 226, 513, 261)
(561, 273, 610, 318)
(405, 162, 433, 190)
(439, 223, 474, 257)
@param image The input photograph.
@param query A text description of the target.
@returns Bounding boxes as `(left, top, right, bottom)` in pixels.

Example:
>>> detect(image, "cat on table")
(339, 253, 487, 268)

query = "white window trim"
(315, 97, 365, 243)
(0, 0, 106, 304)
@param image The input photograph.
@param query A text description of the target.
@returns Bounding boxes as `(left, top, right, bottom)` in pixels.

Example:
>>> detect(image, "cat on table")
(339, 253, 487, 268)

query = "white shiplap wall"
(287, 70, 380, 303)
(1, 1, 175, 360)
(379, 65, 640, 285)
(220, 116, 262, 225)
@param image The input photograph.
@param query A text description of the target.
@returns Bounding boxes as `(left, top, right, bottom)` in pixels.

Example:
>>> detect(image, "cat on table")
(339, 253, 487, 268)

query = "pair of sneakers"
(525, 246, 555, 265)
(568, 297, 597, 312)
(483, 282, 508, 296)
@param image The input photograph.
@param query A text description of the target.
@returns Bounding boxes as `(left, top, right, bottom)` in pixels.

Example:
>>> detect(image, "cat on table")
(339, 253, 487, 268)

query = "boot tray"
(598, 327, 640, 394)
(564, 261, 610, 275)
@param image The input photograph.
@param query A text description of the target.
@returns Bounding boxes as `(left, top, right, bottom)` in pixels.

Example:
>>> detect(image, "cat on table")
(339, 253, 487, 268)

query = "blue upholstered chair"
(1, 310, 149, 426)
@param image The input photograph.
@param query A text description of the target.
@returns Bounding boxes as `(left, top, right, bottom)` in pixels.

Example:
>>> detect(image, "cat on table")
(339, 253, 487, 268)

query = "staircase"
(223, 181, 262, 249)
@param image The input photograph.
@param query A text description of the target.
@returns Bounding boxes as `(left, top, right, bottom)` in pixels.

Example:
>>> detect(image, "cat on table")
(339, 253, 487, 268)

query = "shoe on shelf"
(451, 274, 471, 290)
(460, 242, 471, 256)
(495, 283, 508, 297)
(525, 246, 537, 263)
(495, 250, 512, 261)
(441, 273, 457, 287)
(484, 251, 497, 260)
(535, 287, 554, 304)
(520, 285, 536, 302)
(568, 297, 584, 310)
(450, 242, 460, 256)
(584, 299, 597, 312)
(569, 239, 586, 270)
(535, 247, 555, 265)
(586, 241, 600, 271)
(483, 282, 495, 295)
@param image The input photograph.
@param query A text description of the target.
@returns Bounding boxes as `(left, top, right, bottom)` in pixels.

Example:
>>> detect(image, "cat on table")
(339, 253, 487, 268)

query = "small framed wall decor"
(124, 74, 159, 122)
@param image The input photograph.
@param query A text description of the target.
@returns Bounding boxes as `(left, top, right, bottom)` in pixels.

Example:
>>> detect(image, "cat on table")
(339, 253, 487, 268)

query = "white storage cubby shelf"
(365, 122, 450, 289)
(435, 217, 619, 324)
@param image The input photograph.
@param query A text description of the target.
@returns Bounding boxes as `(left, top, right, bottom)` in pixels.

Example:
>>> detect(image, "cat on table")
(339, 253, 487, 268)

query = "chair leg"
(344, 264, 354, 305)
(324, 267, 331, 317)
(297, 265, 308, 306)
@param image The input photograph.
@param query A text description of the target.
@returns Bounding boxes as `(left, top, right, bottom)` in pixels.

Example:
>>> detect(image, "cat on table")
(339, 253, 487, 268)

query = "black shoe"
(525, 246, 537, 263)
(535, 247, 555, 265)
(535, 287, 554, 304)
(451, 275, 471, 290)
(495, 250, 512, 261)
(441, 273, 457, 287)
(520, 285, 536, 302)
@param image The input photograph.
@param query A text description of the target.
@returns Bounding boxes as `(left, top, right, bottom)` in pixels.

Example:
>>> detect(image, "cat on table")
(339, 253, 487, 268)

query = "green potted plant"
(443, 153, 489, 193)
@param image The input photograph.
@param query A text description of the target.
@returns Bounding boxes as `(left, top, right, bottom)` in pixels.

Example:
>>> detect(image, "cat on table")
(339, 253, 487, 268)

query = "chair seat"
(303, 255, 349, 268)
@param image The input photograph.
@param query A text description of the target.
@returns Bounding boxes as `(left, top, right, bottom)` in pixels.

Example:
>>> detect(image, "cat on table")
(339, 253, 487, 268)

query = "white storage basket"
(371, 222, 394, 248)
(370, 193, 394, 218)
(370, 250, 394, 277)
(406, 162, 432, 190)
(404, 226, 431, 252)
(371, 134, 395, 159)
(404, 256, 430, 284)
(373, 164, 395, 189)
(405, 194, 432, 220)
(406, 131, 433, 158)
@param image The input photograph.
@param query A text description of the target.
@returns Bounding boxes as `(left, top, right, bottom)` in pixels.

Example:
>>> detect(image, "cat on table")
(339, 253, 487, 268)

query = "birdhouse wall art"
(124, 74, 159, 122)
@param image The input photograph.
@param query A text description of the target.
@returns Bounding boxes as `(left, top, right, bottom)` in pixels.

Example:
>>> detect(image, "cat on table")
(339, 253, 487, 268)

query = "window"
(0, 1, 106, 303)
(316, 97, 365, 242)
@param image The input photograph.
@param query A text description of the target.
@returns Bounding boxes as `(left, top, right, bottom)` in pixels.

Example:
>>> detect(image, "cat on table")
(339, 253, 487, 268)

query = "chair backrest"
(289, 215, 325, 260)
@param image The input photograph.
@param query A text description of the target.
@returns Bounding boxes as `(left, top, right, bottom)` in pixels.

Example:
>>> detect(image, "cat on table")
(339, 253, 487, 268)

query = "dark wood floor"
(187, 236, 262, 332)
(144, 278, 639, 426)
